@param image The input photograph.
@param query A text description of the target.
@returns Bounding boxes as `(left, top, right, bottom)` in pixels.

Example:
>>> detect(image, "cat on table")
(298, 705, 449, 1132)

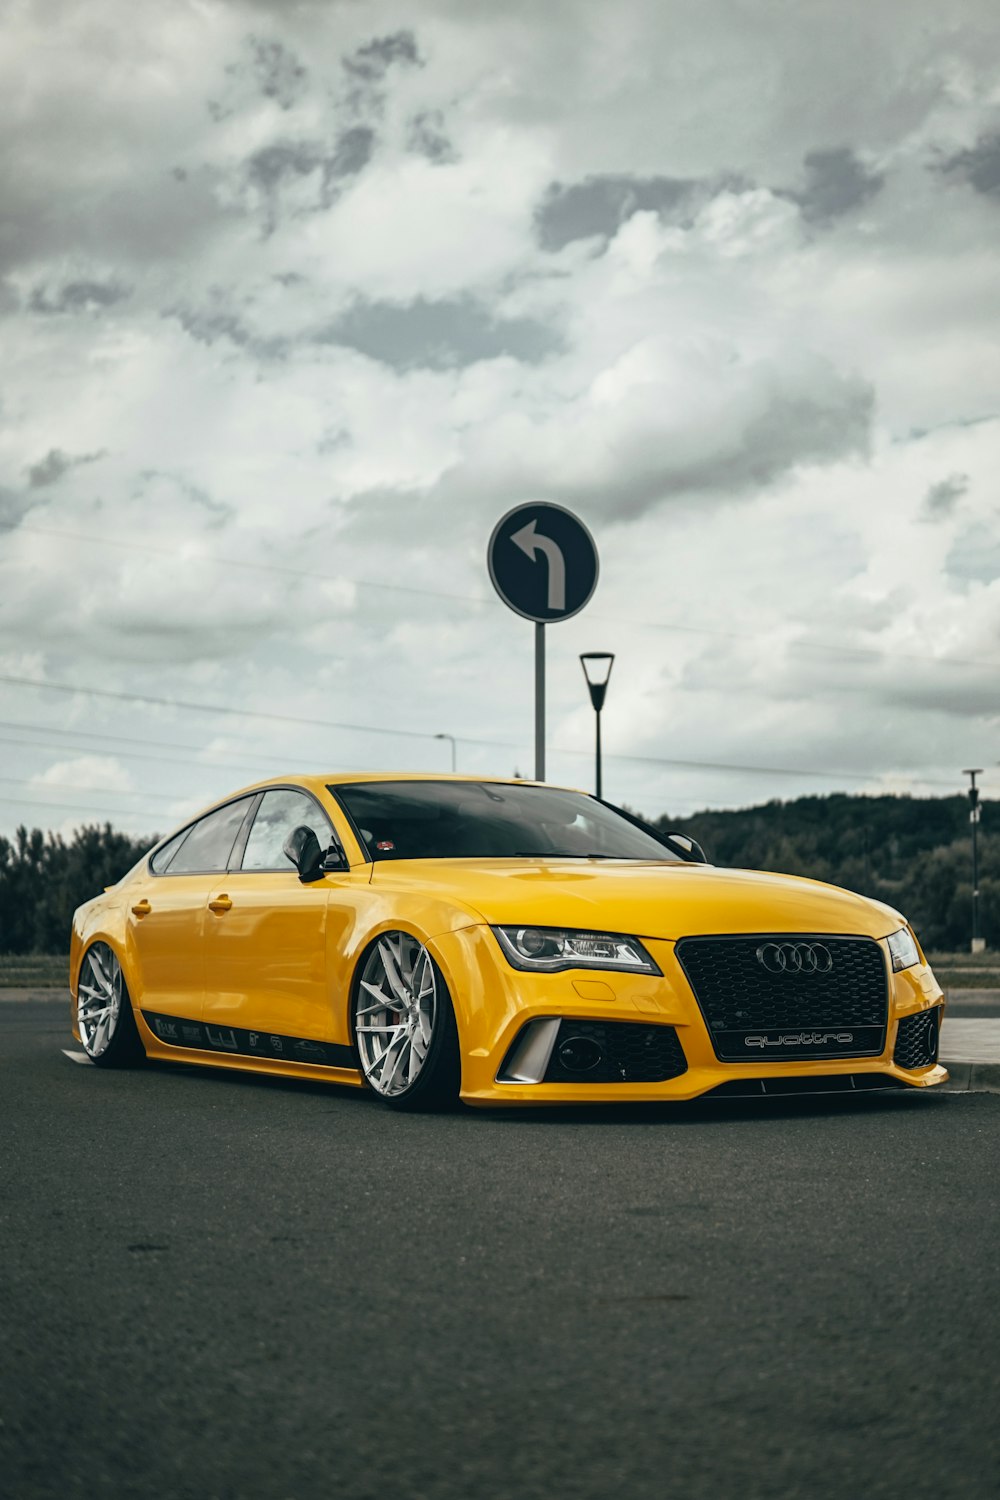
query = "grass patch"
(926, 952, 1000, 988)
(0, 953, 69, 989)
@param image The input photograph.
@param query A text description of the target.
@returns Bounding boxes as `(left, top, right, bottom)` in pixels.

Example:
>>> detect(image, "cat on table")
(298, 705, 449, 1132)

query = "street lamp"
(435, 733, 457, 773)
(579, 652, 615, 799)
(963, 768, 984, 953)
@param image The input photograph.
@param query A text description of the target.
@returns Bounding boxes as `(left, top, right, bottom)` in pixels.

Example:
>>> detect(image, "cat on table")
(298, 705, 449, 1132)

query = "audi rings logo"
(755, 942, 833, 975)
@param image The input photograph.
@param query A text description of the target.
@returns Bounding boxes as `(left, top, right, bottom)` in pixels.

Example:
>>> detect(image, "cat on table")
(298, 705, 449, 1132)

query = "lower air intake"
(544, 1020, 687, 1084)
(893, 1008, 941, 1069)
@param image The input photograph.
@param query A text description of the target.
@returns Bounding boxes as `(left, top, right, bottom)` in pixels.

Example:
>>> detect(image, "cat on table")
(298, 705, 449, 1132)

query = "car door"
(201, 787, 364, 1062)
(126, 796, 257, 1041)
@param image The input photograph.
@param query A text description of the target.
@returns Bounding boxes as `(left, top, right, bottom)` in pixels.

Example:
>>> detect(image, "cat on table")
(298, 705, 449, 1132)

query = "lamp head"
(580, 652, 614, 710)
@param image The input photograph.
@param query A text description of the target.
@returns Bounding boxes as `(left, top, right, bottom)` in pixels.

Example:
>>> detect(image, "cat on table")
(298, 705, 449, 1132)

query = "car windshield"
(331, 780, 682, 863)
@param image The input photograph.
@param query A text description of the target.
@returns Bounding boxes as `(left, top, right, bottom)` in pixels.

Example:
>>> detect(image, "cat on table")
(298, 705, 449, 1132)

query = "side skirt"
(141, 1009, 359, 1072)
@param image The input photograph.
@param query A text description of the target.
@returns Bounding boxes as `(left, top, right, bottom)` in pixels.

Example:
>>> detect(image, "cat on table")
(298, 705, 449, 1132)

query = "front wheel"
(77, 942, 145, 1067)
(353, 933, 460, 1111)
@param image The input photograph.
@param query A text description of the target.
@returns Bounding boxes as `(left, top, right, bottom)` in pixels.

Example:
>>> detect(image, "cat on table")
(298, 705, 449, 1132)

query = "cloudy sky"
(1, 0, 999, 842)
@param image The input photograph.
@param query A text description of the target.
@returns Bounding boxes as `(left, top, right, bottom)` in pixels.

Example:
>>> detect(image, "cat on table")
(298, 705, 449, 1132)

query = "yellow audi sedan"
(69, 773, 947, 1109)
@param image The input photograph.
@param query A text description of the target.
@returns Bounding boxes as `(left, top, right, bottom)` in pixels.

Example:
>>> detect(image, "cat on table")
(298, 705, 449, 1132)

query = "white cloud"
(1, 0, 999, 834)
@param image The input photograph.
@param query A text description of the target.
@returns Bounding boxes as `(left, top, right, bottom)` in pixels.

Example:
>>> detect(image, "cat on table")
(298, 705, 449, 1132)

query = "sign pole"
(535, 621, 545, 781)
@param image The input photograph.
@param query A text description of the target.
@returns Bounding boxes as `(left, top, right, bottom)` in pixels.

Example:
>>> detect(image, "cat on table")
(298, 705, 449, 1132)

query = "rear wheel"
(353, 932, 460, 1111)
(77, 942, 145, 1067)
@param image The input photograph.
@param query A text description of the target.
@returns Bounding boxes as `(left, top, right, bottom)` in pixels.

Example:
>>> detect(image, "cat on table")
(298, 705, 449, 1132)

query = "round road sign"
(487, 503, 599, 623)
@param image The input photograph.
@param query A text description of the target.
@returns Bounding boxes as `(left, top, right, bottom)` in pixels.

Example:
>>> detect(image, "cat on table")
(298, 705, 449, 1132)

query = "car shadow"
(135, 1053, 954, 1126)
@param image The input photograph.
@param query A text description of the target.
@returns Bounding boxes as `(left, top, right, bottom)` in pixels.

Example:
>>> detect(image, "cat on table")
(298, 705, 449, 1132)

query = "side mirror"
(282, 825, 325, 883)
(664, 831, 708, 864)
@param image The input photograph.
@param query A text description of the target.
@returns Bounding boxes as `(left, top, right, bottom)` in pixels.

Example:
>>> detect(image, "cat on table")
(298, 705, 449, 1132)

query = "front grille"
(676, 934, 889, 1062)
(542, 1020, 687, 1084)
(893, 1008, 940, 1069)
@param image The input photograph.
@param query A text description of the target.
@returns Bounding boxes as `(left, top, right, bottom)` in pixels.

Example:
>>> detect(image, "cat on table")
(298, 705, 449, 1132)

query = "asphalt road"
(3, 998, 999, 1500)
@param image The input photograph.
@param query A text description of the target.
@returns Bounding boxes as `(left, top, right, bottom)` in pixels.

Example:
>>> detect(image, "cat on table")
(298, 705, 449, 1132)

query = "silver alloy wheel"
(78, 942, 123, 1059)
(355, 933, 438, 1098)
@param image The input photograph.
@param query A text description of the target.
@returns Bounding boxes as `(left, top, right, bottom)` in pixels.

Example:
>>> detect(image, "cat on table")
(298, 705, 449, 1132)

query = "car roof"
(264, 771, 563, 795)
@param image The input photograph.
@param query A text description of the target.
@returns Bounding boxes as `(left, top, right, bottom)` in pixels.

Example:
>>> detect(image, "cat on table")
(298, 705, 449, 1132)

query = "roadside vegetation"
(657, 792, 994, 956)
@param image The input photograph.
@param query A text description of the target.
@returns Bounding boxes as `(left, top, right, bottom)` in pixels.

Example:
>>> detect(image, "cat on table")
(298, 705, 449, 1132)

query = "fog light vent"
(556, 1035, 603, 1073)
(545, 1020, 687, 1084)
(893, 1007, 941, 1070)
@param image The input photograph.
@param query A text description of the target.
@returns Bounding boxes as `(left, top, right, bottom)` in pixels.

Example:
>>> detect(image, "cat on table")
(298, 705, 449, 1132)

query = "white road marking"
(62, 1049, 92, 1065)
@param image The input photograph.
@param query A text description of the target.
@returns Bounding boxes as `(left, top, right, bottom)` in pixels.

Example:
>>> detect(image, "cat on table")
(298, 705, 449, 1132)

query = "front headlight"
(887, 927, 921, 972)
(492, 925, 661, 975)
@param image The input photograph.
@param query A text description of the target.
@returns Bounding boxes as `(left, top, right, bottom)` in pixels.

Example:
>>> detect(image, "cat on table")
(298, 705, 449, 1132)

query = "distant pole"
(434, 733, 457, 772)
(580, 653, 615, 799)
(535, 622, 545, 781)
(963, 769, 984, 953)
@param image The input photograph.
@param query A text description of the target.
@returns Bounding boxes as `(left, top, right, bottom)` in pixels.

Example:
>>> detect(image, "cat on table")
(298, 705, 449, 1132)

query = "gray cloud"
(246, 36, 308, 109)
(344, 31, 421, 83)
(535, 174, 707, 251)
(29, 280, 129, 314)
(325, 125, 376, 182)
(922, 472, 969, 521)
(0, 487, 32, 529)
(319, 295, 563, 371)
(25, 449, 105, 488)
(408, 111, 458, 164)
(941, 131, 1000, 197)
(247, 139, 322, 193)
(945, 522, 1000, 584)
(164, 303, 287, 361)
(245, 127, 375, 230)
(343, 363, 874, 542)
(566, 373, 875, 518)
(136, 469, 233, 521)
(784, 147, 884, 223)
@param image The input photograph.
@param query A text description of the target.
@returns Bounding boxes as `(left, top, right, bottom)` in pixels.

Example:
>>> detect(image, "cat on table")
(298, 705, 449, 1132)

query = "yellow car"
(69, 773, 947, 1109)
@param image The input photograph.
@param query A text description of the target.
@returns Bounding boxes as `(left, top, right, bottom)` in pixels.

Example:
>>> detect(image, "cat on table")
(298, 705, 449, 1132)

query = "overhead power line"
(0, 774, 188, 805)
(0, 794, 162, 822)
(0, 673, 438, 742)
(0, 675, 967, 789)
(0, 725, 323, 778)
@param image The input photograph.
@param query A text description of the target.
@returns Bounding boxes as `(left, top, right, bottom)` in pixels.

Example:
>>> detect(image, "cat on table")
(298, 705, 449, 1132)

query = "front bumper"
(434, 927, 948, 1107)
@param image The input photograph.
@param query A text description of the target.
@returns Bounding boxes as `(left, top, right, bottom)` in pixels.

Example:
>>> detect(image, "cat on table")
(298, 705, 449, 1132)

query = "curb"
(939, 1061, 1000, 1094)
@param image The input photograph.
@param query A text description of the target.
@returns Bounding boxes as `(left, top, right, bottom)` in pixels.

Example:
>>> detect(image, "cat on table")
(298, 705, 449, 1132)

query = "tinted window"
(150, 828, 189, 874)
(241, 789, 333, 872)
(332, 781, 681, 862)
(166, 798, 254, 874)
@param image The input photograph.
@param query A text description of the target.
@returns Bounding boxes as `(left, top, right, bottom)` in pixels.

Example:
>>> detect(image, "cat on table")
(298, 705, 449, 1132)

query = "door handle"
(131, 899, 151, 917)
(208, 895, 233, 914)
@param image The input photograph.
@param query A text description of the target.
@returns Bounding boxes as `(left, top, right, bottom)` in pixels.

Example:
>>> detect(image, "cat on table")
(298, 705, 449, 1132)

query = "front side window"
(164, 798, 254, 875)
(332, 781, 682, 863)
(241, 789, 334, 872)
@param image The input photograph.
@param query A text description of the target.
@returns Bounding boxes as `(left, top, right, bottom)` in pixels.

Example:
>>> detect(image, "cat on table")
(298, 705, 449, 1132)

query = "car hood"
(370, 858, 900, 941)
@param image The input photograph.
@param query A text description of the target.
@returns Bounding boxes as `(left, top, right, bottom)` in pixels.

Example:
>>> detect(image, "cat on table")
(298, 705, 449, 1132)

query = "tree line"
(0, 791, 990, 954)
(655, 792, 988, 952)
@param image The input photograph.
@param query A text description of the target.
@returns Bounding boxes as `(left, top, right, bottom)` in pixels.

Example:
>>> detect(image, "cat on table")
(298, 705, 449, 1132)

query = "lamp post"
(435, 733, 457, 773)
(579, 652, 614, 799)
(963, 768, 984, 953)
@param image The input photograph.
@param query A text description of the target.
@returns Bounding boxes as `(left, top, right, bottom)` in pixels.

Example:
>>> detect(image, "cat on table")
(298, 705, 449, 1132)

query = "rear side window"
(161, 798, 254, 875)
(149, 828, 189, 874)
(241, 789, 333, 872)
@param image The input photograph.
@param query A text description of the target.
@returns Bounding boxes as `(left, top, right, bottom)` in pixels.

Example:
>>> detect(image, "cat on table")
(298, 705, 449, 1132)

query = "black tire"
(77, 941, 146, 1069)
(352, 933, 461, 1112)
